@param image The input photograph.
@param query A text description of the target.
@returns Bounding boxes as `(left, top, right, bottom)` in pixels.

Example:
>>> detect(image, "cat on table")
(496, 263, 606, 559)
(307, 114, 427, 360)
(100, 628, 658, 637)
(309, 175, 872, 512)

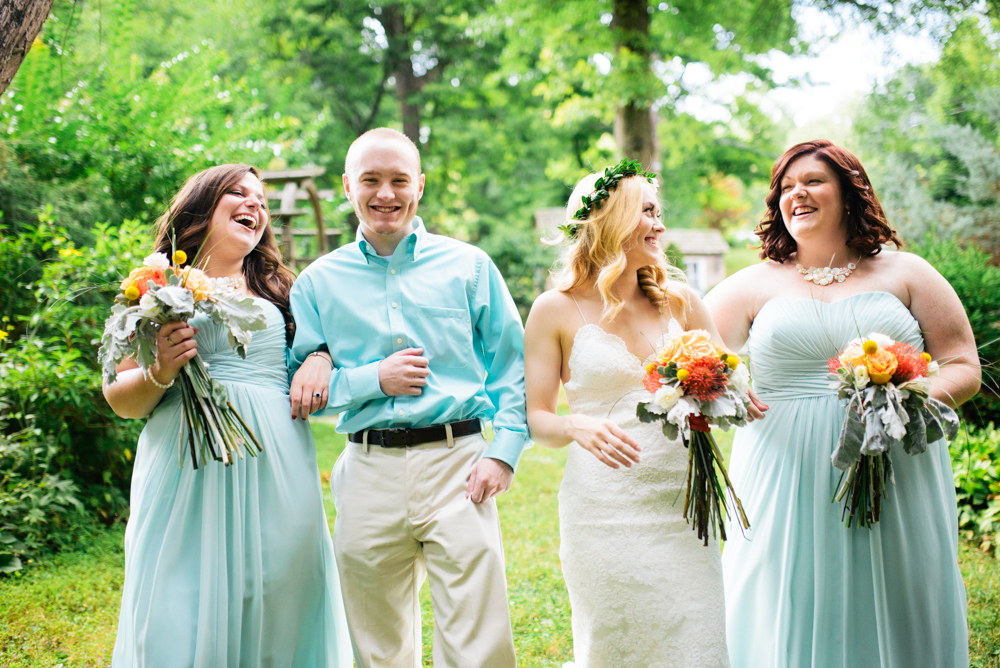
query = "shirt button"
(391, 302, 398, 308)
(398, 410, 404, 416)
(390, 269, 396, 275)
(396, 338, 403, 344)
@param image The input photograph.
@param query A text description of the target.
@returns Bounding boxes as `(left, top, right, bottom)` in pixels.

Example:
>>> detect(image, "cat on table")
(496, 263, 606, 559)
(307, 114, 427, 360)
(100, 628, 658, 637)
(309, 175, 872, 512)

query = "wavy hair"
(152, 164, 297, 343)
(756, 139, 902, 262)
(554, 171, 688, 321)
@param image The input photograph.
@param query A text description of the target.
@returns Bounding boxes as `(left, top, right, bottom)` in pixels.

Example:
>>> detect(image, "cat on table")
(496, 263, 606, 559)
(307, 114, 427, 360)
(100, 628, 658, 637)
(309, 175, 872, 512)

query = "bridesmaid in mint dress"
(706, 140, 981, 668)
(104, 165, 352, 667)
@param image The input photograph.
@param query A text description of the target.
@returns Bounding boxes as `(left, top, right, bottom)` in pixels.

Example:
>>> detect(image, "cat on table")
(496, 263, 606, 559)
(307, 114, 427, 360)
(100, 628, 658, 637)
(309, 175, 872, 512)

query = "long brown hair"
(555, 170, 688, 320)
(756, 140, 903, 262)
(152, 164, 297, 342)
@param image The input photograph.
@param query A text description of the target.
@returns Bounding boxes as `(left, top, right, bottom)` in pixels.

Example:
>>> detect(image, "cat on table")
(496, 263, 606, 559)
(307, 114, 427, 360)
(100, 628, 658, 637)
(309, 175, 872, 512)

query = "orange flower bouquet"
(637, 330, 751, 545)
(828, 333, 959, 527)
(99, 251, 268, 468)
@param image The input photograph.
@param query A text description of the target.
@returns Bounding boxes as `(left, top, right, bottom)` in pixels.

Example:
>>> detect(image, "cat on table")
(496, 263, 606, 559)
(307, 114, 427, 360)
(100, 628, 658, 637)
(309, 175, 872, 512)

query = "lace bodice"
(558, 320, 729, 668)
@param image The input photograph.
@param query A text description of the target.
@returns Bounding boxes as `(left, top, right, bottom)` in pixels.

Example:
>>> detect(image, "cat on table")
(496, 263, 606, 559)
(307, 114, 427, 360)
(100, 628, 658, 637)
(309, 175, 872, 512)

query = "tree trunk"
(383, 5, 421, 143)
(611, 0, 659, 173)
(0, 0, 54, 97)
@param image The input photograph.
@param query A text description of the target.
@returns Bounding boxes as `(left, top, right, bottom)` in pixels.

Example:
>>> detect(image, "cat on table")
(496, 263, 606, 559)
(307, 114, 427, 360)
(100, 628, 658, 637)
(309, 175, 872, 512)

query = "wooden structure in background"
(261, 168, 343, 270)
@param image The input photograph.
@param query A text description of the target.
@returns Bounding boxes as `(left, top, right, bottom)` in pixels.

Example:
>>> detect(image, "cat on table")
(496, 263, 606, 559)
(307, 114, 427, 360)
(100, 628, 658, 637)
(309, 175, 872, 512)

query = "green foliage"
(951, 424, 1000, 554)
(910, 236, 1000, 426)
(0, 411, 95, 574)
(0, 216, 152, 525)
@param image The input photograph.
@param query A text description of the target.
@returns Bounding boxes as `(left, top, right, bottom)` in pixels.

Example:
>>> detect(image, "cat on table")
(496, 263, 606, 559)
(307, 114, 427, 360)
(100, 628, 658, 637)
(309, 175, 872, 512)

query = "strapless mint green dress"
(722, 292, 968, 668)
(112, 300, 352, 668)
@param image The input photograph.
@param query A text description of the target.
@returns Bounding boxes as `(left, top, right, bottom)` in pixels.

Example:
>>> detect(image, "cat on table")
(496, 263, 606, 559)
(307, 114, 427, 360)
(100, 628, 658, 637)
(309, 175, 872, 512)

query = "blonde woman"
(525, 161, 763, 667)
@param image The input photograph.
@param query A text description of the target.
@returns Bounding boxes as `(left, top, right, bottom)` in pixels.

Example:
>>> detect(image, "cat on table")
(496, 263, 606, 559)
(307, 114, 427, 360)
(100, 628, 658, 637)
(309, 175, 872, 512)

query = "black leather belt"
(349, 419, 482, 448)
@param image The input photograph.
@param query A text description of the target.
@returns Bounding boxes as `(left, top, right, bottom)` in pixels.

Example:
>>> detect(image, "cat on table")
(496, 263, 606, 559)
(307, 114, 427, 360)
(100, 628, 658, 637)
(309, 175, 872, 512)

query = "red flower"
(681, 357, 728, 402)
(828, 358, 845, 373)
(887, 342, 928, 382)
(643, 372, 662, 394)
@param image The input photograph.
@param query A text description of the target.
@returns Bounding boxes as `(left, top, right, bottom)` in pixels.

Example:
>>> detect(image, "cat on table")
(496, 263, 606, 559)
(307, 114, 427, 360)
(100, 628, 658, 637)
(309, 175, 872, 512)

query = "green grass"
(725, 246, 763, 277)
(1, 422, 997, 667)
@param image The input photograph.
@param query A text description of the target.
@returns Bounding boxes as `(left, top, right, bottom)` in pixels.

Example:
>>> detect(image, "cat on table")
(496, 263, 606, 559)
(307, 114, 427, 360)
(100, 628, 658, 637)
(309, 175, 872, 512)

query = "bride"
(524, 161, 764, 667)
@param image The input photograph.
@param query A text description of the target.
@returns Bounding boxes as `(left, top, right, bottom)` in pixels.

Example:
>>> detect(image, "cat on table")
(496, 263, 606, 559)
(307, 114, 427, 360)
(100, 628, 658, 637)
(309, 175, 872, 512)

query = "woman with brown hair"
(525, 161, 764, 667)
(104, 165, 351, 667)
(706, 140, 980, 667)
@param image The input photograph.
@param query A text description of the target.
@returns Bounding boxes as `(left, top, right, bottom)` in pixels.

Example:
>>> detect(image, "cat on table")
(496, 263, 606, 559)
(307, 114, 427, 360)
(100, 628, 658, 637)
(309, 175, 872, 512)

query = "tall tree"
(0, 0, 54, 96)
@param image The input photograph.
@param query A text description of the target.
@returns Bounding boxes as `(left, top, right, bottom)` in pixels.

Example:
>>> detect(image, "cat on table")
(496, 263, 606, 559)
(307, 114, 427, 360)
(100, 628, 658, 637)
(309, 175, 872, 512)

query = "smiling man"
(288, 127, 527, 668)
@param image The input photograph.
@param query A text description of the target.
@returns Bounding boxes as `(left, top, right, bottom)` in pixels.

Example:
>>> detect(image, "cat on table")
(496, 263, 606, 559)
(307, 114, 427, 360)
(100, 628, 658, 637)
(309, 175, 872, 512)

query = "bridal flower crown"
(559, 158, 657, 238)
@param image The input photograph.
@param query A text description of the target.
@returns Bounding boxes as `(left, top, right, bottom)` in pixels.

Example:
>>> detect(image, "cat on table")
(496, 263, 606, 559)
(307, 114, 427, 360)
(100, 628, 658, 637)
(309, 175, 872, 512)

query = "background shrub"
(951, 423, 1000, 554)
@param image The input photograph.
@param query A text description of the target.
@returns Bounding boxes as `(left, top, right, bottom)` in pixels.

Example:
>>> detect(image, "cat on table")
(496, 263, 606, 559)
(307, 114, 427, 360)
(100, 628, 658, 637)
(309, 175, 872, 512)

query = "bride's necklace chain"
(796, 257, 859, 286)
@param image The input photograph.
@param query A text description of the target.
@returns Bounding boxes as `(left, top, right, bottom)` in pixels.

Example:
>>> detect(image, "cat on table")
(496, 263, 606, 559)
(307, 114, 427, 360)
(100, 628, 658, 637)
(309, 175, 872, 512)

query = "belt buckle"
(384, 427, 413, 448)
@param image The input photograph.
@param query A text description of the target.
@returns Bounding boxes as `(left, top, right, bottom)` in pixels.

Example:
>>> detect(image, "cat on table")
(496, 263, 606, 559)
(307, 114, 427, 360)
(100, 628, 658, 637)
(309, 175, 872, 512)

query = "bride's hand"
(564, 414, 642, 469)
(746, 389, 768, 422)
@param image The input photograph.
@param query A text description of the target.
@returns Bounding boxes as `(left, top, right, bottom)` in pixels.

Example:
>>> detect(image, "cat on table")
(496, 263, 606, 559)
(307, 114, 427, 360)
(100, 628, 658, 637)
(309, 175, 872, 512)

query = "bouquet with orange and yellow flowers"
(828, 333, 959, 527)
(99, 250, 268, 469)
(637, 330, 751, 545)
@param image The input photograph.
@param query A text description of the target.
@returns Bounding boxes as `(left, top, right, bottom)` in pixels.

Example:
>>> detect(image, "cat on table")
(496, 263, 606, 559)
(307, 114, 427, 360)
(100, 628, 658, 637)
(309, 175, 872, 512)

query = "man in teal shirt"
(289, 127, 527, 667)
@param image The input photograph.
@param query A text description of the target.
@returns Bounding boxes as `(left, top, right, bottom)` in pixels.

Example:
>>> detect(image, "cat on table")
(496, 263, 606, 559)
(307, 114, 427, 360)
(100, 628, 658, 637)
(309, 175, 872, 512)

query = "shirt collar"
(356, 216, 429, 263)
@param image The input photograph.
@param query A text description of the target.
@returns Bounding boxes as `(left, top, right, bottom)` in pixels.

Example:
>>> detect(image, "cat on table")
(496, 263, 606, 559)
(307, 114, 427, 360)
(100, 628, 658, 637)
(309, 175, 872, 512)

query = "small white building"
(660, 229, 730, 296)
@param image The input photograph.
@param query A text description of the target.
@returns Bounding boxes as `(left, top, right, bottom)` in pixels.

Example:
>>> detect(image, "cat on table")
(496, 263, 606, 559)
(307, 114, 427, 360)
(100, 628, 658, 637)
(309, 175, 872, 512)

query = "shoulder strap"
(570, 294, 589, 325)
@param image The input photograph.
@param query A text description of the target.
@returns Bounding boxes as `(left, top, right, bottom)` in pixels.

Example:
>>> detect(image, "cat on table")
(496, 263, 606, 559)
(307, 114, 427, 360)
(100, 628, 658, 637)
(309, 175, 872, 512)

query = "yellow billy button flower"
(124, 283, 141, 301)
(725, 355, 739, 370)
(921, 352, 932, 363)
(646, 363, 656, 374)
(677, 368, 691, 382)
(172, 250, 188, 266)
(863, 340, 879, 356)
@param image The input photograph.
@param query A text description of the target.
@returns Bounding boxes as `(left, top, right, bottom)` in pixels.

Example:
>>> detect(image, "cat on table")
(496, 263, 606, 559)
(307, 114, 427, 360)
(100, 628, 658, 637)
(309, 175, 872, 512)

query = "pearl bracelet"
(308, 351, 333, 366)
(147, 368, 175, 390)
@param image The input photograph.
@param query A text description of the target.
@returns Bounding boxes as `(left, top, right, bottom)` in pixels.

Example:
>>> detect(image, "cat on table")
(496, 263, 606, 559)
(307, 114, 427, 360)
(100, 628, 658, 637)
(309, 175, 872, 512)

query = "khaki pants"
(331, 433, 517, 668)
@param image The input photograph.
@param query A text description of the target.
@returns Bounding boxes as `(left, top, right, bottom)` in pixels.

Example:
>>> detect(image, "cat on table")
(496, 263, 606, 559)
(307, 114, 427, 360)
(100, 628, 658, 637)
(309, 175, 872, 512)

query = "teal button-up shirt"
(289, 218, 530, 471)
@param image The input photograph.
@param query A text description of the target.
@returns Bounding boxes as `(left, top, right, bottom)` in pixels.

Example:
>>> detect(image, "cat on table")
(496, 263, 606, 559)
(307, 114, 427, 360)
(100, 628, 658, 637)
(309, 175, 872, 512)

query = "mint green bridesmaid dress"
(112, 300, 352, 667)
(722, 292, 969, 668)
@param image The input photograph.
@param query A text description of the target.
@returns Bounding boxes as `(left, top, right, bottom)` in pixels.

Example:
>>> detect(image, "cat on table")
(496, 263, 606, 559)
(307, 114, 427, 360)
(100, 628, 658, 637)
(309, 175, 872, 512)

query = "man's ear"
(342, 172, 352, 199)
(417, 173, 425, 200)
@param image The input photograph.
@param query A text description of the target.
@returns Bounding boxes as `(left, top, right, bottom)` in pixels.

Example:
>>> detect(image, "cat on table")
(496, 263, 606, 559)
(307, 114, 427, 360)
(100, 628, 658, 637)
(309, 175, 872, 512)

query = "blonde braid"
(637, 266, 667, 312)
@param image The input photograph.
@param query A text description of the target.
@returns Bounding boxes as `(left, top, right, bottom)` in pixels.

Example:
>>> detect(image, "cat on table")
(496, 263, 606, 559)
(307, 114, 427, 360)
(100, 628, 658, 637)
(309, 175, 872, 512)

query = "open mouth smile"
(233, 213, 257, 230)
(371, 205, 402, 214)
(793, 206, 816, 217)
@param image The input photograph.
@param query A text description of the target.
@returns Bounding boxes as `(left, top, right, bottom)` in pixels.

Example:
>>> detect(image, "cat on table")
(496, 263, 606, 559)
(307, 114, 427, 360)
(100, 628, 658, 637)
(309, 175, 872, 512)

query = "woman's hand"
(564, 414, 642, 469)
(746, 389, 768, 421)
(290, 352, 332, 420)
(152, 321, 198, 385)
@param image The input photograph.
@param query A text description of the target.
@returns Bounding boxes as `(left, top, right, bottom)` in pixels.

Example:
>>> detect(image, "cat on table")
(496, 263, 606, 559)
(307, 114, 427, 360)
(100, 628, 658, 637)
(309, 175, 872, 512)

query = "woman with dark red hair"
(706, 140, 980, 668)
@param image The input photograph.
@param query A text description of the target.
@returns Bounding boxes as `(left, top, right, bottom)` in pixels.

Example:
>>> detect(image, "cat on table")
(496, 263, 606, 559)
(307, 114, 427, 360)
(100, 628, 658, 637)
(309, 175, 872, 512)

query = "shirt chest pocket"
(412, 305, 472, 369)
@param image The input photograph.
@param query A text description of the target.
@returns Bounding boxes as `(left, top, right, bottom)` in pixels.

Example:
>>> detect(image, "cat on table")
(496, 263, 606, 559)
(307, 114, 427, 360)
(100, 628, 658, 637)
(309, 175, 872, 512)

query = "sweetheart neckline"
(568, 322, 679, 375)
(758, 290, 909, 313)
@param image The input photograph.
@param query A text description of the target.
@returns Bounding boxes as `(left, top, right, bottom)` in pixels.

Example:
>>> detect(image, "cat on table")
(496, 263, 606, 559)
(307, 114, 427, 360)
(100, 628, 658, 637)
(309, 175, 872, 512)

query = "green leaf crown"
(558, 158, 657, 238)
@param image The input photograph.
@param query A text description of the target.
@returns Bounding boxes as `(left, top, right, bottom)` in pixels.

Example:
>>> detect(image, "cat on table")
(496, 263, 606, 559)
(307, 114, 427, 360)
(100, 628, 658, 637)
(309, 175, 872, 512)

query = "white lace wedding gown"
(559, 320, 730, 668)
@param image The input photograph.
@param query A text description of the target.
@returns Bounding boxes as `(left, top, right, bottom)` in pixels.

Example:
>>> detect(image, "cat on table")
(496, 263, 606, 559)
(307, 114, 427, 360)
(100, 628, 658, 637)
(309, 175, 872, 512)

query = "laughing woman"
(104, 165, 351, 667)
(707, 140, 980, 668)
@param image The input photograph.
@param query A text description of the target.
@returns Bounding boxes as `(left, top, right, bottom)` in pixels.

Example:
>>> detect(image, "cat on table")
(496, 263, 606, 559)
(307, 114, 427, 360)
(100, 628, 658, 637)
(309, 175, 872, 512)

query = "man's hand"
(378, 348, 430, 396)
(290, 353, 332, 420)
(466, 457, 514, 503)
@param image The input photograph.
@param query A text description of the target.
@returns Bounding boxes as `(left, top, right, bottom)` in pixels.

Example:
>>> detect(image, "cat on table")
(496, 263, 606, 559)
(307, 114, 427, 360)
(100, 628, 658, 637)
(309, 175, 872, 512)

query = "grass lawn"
(1, 421, 998, 667)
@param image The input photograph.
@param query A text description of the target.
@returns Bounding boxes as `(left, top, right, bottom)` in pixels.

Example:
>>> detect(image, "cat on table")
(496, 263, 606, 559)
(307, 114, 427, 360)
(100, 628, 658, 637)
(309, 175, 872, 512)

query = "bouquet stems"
(682, 416, 750, 545)
(173, 355, 263, 469)
(834, 453, 890, 528)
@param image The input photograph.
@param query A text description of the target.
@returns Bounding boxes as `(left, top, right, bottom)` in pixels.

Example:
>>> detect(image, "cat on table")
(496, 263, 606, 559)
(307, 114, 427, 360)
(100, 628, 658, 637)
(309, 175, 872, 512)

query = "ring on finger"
(313, 393, 322, 398)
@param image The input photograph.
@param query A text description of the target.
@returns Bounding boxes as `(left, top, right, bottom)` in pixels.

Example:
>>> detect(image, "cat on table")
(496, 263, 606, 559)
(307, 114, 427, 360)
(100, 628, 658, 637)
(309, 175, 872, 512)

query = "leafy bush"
(0, 216, 150, 525)
(911, 235, 1000, 426)
(951, 423, 1000, 554)
(0, 410, 95, 574)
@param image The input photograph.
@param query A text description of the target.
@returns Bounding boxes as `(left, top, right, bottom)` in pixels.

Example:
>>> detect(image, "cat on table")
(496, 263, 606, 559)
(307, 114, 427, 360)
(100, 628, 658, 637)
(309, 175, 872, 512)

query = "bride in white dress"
(525, 166, 764, 667)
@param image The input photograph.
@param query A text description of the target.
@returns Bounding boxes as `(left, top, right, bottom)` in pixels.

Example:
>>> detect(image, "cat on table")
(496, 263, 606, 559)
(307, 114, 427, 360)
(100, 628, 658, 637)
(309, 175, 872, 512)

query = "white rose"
(866, 332, 895, 349)
(653, 385, 683, 412)
(927, 360, 940, 376)
(729, 362, 750, 395)
(139, 291, 163, 319)
(143, 252, 170, 269)
(853, 365, 870, 389)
